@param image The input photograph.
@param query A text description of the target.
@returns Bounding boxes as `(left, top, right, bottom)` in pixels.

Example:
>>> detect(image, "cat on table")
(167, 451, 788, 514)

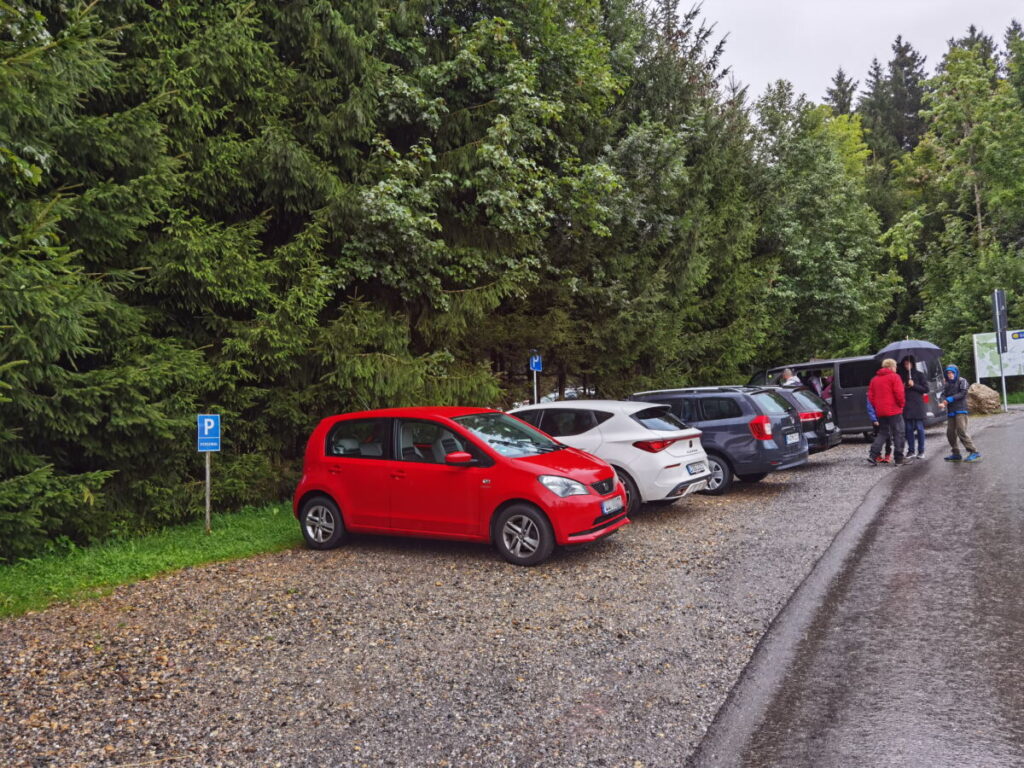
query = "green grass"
(1007, 390, 1024, 405)
(0, 503, 302, 618)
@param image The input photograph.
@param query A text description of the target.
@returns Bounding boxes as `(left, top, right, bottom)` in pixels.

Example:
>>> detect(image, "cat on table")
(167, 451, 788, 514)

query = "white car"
(509, 400, 711, 516)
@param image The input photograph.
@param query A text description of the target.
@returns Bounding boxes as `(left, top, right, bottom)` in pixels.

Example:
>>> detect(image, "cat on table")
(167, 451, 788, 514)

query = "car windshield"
(752, 391, 792, 415)
(632, 406, 688, 431)
(793, 389, 827, 412)
(454, 412, 563, 458)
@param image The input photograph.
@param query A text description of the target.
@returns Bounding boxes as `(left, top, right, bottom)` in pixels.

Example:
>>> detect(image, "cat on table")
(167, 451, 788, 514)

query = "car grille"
(591, 477, 615, 495)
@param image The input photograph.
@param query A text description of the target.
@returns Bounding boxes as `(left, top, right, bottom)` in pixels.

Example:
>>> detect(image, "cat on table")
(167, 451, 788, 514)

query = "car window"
(793, 390, 827, 412)
(397, 420, 477, 464)
(325, 418, 390, 459)
(667, 397, 698, 423)
(631, 406, 687, 431)
(837, 360, 877, 388)
(748, 370, 768, 386)
(751, 391, 791, 415)
(540, 408, 597, 437)
(699, 397, 743, 421)
(512, 410, 543, 428)
(454, 412, 562, 458)
(593, 411, 613, 426)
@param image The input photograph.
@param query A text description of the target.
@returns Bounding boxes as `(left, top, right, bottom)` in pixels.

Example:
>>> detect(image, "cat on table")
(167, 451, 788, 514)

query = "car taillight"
(923, 393, 930, 403)
(633, 438, 679, 453)
(799, 411, 824, 422)
(749, 415, 773, 440)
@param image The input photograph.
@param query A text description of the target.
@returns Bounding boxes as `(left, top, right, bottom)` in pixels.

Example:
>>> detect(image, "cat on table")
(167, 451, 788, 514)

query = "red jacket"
(868, 368, 906, 418)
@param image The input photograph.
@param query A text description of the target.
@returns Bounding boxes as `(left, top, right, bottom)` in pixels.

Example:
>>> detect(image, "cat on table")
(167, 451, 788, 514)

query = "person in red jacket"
(866, 358, 907, 466)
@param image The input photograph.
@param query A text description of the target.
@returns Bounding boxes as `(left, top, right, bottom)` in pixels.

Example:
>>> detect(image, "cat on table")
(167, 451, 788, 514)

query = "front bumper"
(549, 487, 630, 545)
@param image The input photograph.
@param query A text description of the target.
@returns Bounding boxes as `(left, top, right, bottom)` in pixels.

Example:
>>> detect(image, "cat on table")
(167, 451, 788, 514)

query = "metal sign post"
(197, 414, 221, 534)
(993, 289, 1009, 412)
(529, 351, 543, 404)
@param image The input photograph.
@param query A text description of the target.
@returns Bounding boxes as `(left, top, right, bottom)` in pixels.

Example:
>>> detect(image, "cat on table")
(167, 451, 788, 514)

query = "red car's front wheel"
(494, 504, 555, 566)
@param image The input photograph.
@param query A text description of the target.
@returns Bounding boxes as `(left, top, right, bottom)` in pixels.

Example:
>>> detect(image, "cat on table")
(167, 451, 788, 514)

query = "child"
(941, 364, 980, 462)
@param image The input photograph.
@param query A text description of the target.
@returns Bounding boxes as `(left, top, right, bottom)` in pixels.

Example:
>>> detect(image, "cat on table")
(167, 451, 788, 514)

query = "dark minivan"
(629, 386, 808, 494)
(750, 356, 945, 438)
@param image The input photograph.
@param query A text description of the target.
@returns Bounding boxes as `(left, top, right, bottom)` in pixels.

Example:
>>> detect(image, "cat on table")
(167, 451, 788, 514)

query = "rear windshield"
(752, 391, 792, 415)
(631, 406, 687, 431)
(454, 412, 562, 458)
(792, 390, 827, 412)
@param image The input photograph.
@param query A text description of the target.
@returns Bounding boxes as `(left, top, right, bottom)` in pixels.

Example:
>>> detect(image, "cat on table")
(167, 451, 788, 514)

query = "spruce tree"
(824, 67, 858, 115)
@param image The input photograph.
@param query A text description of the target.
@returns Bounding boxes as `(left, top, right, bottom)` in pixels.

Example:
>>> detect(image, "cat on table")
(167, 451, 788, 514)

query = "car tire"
(494, 504, 555, 566)
(299, 495, 346, 550)
(698, 454, 733, 495)
(615, 469, 641, 517)
(737, 472, 768, 483)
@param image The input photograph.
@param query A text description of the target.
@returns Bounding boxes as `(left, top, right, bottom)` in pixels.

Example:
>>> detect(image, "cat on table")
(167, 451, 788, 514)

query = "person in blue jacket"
(940, 364, 980, 462)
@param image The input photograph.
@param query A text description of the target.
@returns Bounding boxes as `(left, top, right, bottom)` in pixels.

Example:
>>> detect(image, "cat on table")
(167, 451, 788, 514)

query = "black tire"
(299, 495, 346, 550)
(737, 472, 768, 483)
(698, 454, 733, 495)
(615, 469, 641, 517)
(493, 504, 555, 566)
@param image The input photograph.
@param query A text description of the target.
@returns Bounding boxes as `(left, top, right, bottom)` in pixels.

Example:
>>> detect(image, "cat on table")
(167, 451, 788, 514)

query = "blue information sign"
(197, 414, 221, 452)
(529, 354, 543, 372)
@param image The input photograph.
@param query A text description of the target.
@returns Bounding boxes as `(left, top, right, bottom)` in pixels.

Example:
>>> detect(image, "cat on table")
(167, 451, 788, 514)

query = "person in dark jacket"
(865, 394, 893, 462)
(941, 363, 980, 462)
(900, 355, 929, 459)
(866, 358, 906, 465)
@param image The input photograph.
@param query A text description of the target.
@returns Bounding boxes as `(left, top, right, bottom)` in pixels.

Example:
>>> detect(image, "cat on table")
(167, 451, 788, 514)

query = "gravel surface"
(0, 430, 946, 767)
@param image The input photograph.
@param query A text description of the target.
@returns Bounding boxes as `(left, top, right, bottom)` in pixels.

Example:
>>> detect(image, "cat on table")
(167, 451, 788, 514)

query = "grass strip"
(0, 503, 302, 618)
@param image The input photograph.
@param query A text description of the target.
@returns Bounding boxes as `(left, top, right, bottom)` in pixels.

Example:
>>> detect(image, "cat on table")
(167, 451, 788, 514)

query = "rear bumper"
(808, 430, 842, 453)
(663, 474, 710, 499)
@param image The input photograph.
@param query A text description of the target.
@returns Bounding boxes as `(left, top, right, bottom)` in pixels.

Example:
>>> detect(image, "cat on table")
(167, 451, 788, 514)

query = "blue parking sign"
(197, 414, 221, 452)
(529, 354, 543, 372)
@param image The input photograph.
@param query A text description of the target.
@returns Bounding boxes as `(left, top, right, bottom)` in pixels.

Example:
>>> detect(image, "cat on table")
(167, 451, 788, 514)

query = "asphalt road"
(694, 411, 1024, 768)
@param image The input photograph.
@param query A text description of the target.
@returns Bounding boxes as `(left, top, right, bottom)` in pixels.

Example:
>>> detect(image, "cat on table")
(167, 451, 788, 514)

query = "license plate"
(785, 432, 800, 445)
(601, 496, 624, 516)
(825, 421, 835, 431)
(686, 461, 707, 475)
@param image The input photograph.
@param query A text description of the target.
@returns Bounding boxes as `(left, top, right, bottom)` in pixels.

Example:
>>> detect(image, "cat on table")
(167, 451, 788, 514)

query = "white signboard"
(973, 330, 1024, 378)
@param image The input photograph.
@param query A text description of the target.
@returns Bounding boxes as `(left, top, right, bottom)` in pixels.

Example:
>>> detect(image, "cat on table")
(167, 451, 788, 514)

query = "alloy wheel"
(502, 515, 540, 558)
(304, 504, 336, 544)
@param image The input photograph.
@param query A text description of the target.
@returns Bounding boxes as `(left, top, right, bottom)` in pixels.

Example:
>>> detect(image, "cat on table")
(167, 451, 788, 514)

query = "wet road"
(695, 412, 1024, 768)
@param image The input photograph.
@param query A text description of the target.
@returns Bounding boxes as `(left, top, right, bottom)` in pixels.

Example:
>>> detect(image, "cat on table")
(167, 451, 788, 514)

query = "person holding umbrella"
(900, 355, 930, 458)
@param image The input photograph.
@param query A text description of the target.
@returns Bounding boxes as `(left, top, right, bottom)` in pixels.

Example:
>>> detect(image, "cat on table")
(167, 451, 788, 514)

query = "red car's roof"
(324, 406, 499, 422)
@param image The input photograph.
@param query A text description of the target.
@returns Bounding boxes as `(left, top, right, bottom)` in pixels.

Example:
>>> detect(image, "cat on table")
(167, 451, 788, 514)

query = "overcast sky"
(699, 0, 1022, 104)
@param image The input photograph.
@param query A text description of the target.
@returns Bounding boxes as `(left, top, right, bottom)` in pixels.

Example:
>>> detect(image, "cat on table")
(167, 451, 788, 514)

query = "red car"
(292, 407, 629, 566)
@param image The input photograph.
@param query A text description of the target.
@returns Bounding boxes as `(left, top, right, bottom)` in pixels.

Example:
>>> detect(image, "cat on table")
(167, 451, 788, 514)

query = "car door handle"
(841, 393, 853, 398)
(328, 468, 343, 475)
(390, 472, 406, 480)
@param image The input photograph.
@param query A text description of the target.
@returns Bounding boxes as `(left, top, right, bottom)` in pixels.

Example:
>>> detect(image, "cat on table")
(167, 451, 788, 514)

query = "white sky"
(699, 0, 1022, 103)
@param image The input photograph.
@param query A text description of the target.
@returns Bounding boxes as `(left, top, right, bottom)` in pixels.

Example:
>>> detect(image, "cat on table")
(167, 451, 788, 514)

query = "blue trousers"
(905, 418, 925, 453)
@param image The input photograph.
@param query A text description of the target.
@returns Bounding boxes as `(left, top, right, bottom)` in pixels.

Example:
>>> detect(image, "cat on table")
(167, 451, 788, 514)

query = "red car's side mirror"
(445, 451, 476, 466)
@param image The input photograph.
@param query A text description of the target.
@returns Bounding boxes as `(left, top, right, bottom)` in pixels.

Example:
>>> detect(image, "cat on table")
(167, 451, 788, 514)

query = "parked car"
(750, 357, 946, 438)
(628, 387, 809, 495)
(767, 385, 842, 454)
(508, 400, 711, 516)
(292, 407, 629, 566)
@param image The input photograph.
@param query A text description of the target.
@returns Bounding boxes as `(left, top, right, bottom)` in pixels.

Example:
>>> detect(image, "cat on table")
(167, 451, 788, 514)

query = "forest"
(2, 0, 1022, 559)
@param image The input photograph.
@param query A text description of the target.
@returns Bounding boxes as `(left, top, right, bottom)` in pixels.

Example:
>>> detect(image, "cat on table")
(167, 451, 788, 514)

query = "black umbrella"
(874, 339, 943, 364)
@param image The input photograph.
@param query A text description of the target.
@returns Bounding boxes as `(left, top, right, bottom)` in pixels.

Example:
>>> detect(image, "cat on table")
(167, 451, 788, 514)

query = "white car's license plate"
(785, 432, 800, 445)
(601, 496, 624, 515)
(686, 461, 707, 475)
(825, 421, 835, 431)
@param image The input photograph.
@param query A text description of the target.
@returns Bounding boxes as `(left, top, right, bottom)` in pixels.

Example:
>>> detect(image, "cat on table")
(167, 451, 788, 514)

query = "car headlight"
(538, 475, 590, 497)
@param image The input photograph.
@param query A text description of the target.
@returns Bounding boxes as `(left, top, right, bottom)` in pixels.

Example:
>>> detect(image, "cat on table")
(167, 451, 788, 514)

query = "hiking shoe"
(917, 452, 925, 460)
(906, 451, 916, 458)
(893, 456, 905, 466)
(878, 455, 891, 464)
(964, 452, 982, 462)
(866, 456, 880, 466)
(944, 453, 962, 462)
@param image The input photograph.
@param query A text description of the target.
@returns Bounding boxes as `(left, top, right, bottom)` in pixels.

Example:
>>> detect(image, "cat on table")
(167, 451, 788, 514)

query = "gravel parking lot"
(0, 431, 944, 767)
